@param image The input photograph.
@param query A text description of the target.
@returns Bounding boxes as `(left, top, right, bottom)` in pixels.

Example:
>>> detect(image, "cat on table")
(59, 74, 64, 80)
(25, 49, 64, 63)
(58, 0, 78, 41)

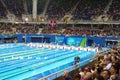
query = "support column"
(32, 0, 38, 21)
(23, 0, 28, 14)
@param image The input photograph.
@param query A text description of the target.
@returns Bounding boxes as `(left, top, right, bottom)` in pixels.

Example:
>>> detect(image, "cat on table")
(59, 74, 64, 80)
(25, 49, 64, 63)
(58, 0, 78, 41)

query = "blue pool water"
(0, 43, 108, 80)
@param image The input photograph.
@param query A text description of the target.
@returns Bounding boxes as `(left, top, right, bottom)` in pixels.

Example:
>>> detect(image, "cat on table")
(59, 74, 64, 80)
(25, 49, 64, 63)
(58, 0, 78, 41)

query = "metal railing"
(1, 19, 120, 24)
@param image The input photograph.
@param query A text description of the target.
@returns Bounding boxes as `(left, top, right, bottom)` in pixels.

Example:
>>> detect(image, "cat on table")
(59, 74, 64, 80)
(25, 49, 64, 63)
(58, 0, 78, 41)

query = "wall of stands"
(0, 34, 119, 47)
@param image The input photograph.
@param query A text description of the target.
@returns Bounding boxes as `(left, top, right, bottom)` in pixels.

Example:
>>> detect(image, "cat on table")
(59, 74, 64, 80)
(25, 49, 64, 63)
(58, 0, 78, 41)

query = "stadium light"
(25, 17, 28, 22)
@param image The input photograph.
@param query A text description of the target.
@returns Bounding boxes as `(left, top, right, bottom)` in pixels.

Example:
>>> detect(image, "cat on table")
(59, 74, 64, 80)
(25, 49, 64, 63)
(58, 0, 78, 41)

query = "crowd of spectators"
(107, 0, 120, 21)
(0, 23, 120, 38)
(62, 28, 120, 37)
(62, 46, 120, 80)
(0, 24, 13, 34)
(2, 0, 24, 18)
(0, 0, 120, 21)
(0, 23, 39, 34)
(46, 0, 78, 20)
(15, 25, 39, 34)
(0, 1, 7, 19)
(37, 0, 48, 14)
(41, 24, 120, 37)
(73, 0, 109, 20)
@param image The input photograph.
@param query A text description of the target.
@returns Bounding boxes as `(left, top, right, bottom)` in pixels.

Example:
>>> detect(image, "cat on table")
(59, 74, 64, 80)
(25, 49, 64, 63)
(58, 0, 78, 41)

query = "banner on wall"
(66, 37, 83, 46)
(55, 36, 65, 45)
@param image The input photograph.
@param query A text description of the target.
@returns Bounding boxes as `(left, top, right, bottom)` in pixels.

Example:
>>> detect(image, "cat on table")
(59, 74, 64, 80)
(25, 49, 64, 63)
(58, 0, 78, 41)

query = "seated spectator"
(103, 58, 112, 70)
(82, 72, 92, 80)
(79, 68, 85, 79)
(93, 74, 104, 80)
(110, 74, 116, 80)
(63, 70, 72, 80)
(101, 70, 111, 80)
(73, 73, 81, 80)
(110, 65, 119, 80)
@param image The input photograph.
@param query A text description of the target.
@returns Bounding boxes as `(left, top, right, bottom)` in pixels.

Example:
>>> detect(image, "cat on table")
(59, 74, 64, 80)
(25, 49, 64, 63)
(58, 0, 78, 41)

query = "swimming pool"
(0, 43, 107, 80)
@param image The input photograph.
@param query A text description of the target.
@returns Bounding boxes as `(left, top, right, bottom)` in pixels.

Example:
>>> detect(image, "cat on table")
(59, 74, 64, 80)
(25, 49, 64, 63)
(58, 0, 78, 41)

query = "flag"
(50, 21, 54, 27)
(55, 36, 58, 43)
(1, 33, 4, 37)
(63, 19, 67, 24)
(9, 33, 14, 37)
(53, 20, 57, 27)
(50, 20, 57, 28)
(74, 20, 79, 24)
